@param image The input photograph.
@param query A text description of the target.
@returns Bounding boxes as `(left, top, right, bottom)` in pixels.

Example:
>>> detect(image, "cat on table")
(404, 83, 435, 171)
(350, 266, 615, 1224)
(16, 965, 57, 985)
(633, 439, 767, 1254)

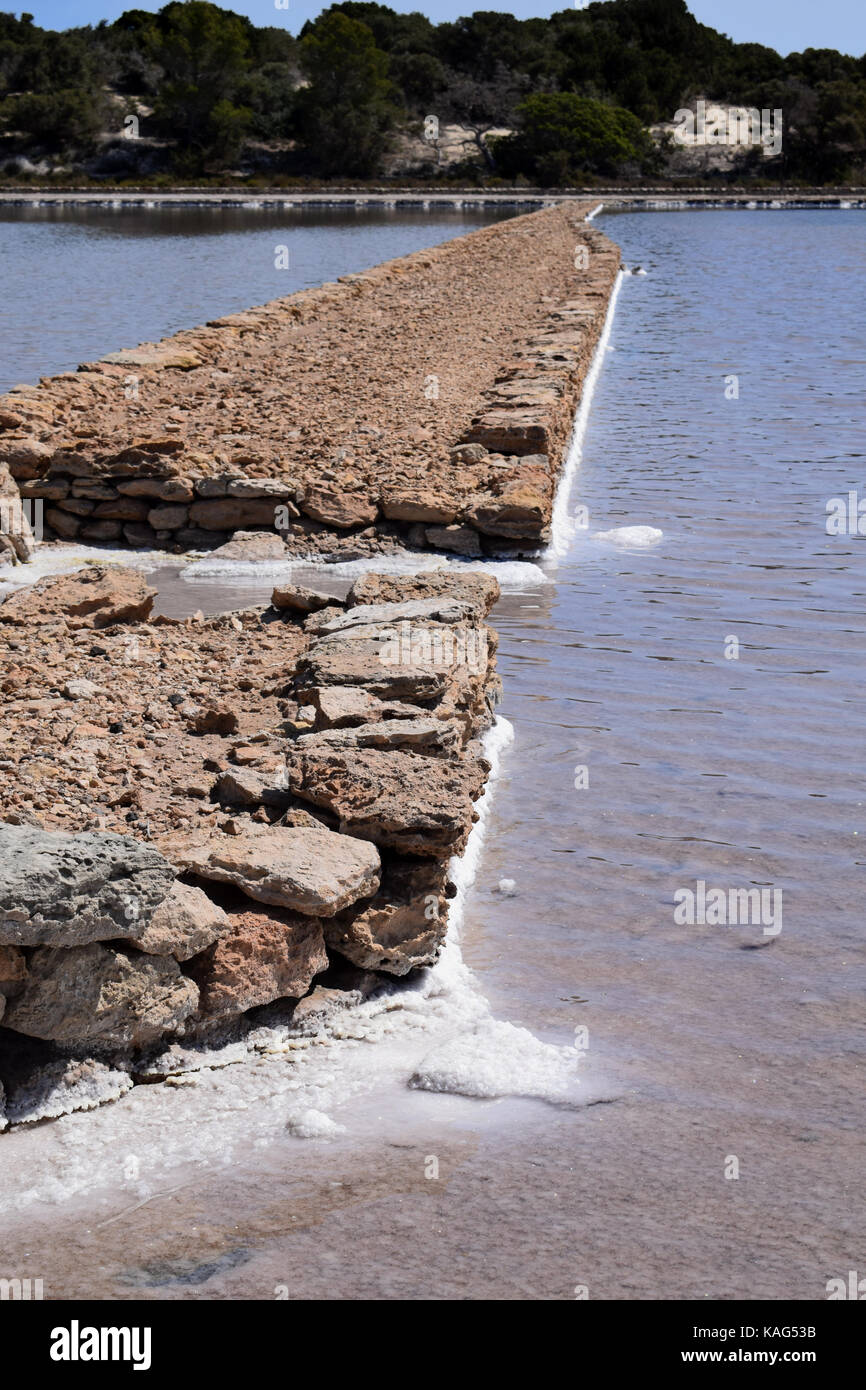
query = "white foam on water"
(285, 1108, 346, 1140)
(593, 525, 663, 547)
(548, 268, 625, 560)
(182, 551, 551, 591)
(0, 544, 179, 597)
(410, 1019, 579, 1102)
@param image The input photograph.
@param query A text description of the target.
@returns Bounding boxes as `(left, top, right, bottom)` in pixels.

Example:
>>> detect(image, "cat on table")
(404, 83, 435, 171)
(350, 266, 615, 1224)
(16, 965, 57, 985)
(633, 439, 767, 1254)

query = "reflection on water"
(0, 204, 514, 392)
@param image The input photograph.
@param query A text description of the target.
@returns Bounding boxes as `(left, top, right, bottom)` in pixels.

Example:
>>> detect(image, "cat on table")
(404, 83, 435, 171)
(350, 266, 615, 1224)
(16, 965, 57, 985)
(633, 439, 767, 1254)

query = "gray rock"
(0, 825, 175, 947)
(305, 596, 478, 635)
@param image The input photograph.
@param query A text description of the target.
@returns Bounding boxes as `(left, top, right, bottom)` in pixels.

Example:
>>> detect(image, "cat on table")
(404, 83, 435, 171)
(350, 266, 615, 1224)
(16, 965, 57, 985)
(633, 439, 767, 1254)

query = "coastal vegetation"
(0, 1, 863, 185)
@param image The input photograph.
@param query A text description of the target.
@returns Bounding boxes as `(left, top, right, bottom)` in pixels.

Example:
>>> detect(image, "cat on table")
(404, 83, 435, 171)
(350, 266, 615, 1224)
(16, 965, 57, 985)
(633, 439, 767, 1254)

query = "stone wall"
(0, 203, 620, 560)
(0, 565, 502, 1125)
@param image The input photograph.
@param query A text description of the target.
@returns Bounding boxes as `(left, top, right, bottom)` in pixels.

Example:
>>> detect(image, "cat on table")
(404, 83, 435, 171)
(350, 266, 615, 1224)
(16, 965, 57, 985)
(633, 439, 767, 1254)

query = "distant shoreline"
(0, 189, 864, 209)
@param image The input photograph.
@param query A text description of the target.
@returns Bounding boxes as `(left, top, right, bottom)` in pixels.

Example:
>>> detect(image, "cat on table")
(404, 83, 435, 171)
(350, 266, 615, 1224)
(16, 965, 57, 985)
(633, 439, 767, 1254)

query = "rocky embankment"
(0, 203, 619, 559)
(0, 564, 501, 1125)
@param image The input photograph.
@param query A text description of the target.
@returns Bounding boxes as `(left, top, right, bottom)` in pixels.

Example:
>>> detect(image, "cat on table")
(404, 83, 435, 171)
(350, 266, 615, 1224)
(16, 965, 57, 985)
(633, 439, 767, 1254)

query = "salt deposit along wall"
(0, 204, 620, 1125)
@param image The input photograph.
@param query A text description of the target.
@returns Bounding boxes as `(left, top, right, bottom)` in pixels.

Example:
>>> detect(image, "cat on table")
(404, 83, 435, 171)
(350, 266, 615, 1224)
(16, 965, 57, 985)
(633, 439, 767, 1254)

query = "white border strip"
(548, 263, 625, 560)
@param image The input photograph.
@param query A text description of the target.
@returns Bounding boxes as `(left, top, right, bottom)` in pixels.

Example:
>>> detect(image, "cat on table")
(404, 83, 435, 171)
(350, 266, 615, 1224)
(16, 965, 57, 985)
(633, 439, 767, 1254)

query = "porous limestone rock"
(128, 881, 231, 962)
(0, 826, 175, 948)
(3, 944, 199, 1047)
(188, 906, 328, 1018)
(159, 824, 380, 916)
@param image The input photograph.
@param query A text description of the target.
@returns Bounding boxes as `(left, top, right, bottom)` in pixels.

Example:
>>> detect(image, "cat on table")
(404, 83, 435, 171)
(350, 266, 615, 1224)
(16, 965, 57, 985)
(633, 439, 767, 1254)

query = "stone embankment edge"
(0, 202, 621, 558)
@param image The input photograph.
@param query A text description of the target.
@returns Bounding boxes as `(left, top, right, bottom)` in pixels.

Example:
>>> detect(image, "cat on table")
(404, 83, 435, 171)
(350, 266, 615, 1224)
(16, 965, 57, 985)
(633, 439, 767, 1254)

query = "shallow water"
(0, 204, 513, 393)
(1, 209, 864, 1300)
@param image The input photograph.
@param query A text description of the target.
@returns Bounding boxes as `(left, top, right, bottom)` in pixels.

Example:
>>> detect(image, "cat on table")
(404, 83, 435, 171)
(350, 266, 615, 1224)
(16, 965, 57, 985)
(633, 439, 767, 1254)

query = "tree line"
(0, 0, 863, 182)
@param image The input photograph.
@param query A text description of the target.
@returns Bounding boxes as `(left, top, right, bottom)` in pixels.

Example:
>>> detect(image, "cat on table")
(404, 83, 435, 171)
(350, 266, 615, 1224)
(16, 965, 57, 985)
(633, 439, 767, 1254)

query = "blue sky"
(9, 1, 866, 58)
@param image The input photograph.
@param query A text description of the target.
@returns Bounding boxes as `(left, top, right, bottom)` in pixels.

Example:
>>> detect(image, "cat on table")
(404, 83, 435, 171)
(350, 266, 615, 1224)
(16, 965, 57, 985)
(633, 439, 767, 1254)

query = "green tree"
(297, 12, 399, 177)
(494, 91, 659, 182)
(146, 1, 253, 166)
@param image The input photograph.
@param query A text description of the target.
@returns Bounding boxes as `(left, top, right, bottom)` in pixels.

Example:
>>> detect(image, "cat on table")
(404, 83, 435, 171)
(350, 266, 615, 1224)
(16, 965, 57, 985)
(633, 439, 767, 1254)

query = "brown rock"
(465, 478, 551, 539)
(310, 685, 421, 728)
(207, 531, 287, 562)
(300, 633, 451, 702)
(80, 520, 123, 542)
(296, 717, 461, 757)
(347, 568, 499, 616)
(128, 882, 230, 962)
(189, 499, 281, 530)
(325, 858, 451, 974)
(188, 705, 239, 735)
(158, 824, 380, 916)
(147, 504, 189, 530)
(117, 477, 195, 501)
(0, 462, 34, 562)
(425, 524, 483, 557)
(188, 906, 328, 1018)
(44, 507, 81, 538)
(380, 488, 458, 525)
(0, 565, 155, 629)
(283, 746, 489, 856)
(462, 410, 551, 456)
(0, 944, 27, 999)
(271, 583, 337, 613)
(302, 487, 379, 530)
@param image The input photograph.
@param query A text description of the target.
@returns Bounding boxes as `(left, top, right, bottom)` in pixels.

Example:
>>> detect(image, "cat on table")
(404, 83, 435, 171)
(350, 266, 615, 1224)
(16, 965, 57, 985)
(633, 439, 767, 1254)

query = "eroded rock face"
(347, 569, 499, 617)
(325, 857, 452, 975)
(283, 746, 489, 857)
(128, 881, 231, 962)
(3, 944, 198, 1047)
(0, 565, 155, 628)
(309, 685, 421, 729)
(188, 906, 328, 1018)
(0, 461, 33, 563)
(0, 826, 175, 948)
(159, 825, 380, 916)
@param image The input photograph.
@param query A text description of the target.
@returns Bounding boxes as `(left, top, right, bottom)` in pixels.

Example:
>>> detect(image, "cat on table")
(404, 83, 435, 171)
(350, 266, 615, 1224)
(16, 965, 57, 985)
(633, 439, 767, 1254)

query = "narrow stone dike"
(0, 202, 619, 559)
(0, 203, 620, 1126)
